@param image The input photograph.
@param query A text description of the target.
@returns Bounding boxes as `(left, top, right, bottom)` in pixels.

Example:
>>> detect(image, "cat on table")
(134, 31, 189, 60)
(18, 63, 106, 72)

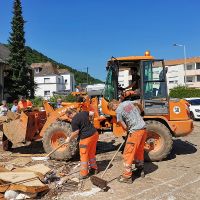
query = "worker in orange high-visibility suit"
(18, 96, 32, 110)
(108, 99, 147, 184)
(65, 108, 99, 179)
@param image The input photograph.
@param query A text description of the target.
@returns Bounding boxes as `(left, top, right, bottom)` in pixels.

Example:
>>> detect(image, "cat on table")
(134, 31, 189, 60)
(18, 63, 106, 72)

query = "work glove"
(65, 137, 71, 143)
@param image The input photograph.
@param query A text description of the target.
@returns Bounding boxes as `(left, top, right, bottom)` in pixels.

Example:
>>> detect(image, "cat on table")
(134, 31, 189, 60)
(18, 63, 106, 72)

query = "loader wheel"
(43, 121, 78, 160)
(2, 134, 12, 151)
(144, 120, 173, 162)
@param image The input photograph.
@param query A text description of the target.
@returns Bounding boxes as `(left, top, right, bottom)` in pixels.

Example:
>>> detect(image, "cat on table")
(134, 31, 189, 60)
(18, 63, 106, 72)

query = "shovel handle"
(101, 141, 125, 178)
(46, 141, 69, 157)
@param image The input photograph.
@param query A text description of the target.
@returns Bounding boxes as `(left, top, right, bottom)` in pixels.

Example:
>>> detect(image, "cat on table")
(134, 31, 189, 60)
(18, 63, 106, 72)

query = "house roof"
(0, 44, 10, 63)
(58, 68, 69, 74)
(31, 62, 70, 76)
(31, 62, 60, 76)
(165, 57, 200, 66)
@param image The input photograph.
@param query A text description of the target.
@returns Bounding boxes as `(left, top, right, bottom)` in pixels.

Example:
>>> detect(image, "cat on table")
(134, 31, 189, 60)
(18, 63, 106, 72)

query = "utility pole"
(86, 67, 89, 85)
(173, 44, 187, 86)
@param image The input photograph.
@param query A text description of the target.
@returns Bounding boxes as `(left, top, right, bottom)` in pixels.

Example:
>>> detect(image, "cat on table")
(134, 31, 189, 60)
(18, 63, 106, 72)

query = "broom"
(90, 141, 125, 189)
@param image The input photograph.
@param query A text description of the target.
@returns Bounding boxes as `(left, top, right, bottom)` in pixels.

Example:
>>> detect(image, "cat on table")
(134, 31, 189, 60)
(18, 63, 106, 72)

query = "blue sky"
(1, 0, 200, 81)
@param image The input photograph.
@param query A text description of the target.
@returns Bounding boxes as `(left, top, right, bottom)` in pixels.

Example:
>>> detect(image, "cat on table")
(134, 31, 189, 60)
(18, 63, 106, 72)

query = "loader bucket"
(3, 112, 28, 145)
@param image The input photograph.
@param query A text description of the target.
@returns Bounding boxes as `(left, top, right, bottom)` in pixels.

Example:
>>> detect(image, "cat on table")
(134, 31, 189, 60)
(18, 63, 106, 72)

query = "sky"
(1, 0, 200, 81)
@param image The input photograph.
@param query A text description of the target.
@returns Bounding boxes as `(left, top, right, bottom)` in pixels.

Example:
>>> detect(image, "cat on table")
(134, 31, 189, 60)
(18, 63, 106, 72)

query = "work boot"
(89, 168, 99, 175)
(134, 166, 145, 178)
(79, 174, 89, 180)
(117, 175, 133, 184)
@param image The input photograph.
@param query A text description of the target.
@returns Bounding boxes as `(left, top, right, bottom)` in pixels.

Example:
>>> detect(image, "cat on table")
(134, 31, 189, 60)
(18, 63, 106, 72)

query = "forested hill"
(2, 44, 102, 84)
(25, 46, 103, 84)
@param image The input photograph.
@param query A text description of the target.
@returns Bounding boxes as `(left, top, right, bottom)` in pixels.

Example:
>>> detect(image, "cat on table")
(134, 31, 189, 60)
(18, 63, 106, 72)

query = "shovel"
(32, 140, 69, 161)
(90, 141, 125, 189)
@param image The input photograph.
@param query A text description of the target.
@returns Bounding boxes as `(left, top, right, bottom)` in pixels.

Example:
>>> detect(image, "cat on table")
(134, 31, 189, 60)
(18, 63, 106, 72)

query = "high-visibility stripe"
(80, 161, 88, 164)
(89, 158, 96, 162)
(90, 163, 97, 167)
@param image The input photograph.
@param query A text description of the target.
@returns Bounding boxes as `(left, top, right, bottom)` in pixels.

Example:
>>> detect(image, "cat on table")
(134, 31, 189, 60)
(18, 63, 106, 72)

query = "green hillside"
(25, 46, 103, 84)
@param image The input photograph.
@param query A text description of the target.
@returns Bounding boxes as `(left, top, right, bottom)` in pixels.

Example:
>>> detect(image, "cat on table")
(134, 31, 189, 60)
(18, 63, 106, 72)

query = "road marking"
(124, 173, 187, 200)
(152, 176, 200, 200)
(124, 163, 200, 200)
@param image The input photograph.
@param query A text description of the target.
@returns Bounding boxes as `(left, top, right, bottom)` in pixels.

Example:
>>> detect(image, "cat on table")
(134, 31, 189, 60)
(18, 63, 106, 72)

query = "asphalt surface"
(0, 122, 199, 200)
(62, 121, 200, 200)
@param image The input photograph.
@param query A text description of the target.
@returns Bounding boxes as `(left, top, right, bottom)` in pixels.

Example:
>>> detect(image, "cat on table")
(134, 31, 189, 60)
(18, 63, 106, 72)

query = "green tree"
(6, 0, 34, 99)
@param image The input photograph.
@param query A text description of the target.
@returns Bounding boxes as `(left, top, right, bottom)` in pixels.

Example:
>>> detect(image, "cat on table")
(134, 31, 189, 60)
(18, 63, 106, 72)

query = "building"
(118, 69, 131, 88)
(0, 44, 11, 101)
(31, 62, 75, 98)
(58, 68, 75, 92)
(165, 57, 200, 91)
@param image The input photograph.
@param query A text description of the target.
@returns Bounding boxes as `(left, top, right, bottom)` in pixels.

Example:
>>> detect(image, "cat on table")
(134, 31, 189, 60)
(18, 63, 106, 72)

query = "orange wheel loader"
(1, 51, 193, 162)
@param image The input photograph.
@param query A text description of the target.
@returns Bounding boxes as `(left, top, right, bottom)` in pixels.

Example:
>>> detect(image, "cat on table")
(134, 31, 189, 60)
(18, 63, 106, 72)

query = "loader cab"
(103, 52, 169, 115)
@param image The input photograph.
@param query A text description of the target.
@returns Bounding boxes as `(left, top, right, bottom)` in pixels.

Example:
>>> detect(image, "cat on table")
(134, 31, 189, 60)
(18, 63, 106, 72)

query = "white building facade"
(31, 62, 75, 98)
(118, 69, 131, 88)
(165, 57, 200, 91)
(61, 73, 75, 92)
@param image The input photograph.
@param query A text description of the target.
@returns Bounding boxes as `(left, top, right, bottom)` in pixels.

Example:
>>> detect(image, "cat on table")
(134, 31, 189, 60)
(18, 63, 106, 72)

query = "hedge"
(169, 86, 200, 98)
(31, 94, 77, 107)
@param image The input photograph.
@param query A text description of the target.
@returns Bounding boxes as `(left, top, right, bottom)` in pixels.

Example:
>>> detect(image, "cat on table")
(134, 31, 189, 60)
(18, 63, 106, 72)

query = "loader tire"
(145, 120, 173, 162)
(42, 121, 78, 161)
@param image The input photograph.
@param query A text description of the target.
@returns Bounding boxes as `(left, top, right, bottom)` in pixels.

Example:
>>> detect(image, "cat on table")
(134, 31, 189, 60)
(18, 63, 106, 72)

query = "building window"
(35, 67, 42, 74)
(44, 91, 50, 96)
(186, 65, 194, 70)
(44, 78, 50, 83)
(169, 80, 178, 84)
(186, 76, 194, 82)
(197, 75, 200, 82)
(196, 63, 200, 69)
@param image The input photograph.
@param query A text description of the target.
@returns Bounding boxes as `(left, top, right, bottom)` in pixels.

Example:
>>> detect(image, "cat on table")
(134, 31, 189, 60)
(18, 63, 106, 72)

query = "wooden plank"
(0, 172, 38, 183)
(0, 193, 5, 200)
(3, 112, 28, 145)
(17, 164, 51, 176)
(8, 181, 49, 193)
(10, 157, 32, 167)
(0, 172, 48, 193)
(11, 153, 47, 157)
(0, 167, 9, 173)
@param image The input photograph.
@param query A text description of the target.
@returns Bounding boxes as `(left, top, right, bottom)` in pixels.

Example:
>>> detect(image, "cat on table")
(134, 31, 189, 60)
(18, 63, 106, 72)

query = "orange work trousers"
(79, 132, 99, 176)
(123, 129, 147, 178)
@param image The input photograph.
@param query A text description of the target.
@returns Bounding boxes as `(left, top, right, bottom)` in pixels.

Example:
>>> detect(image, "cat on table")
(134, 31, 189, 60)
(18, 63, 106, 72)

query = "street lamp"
(173, 43, 187, 86)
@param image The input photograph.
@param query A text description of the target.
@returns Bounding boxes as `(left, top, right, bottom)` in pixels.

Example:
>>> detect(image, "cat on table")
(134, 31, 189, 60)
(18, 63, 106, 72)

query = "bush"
(30, 94, 77, 108)
(49, 94, 77, 103)
(31, 96, 43, 107)
(169, 86, 200, 98)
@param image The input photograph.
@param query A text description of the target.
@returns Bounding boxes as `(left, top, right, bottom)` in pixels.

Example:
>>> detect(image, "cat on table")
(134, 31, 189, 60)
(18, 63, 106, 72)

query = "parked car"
(185, 98, 200, 120)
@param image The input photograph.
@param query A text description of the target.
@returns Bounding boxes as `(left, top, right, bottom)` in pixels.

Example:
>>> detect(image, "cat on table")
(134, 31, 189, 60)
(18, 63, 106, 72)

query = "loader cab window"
(103, 65, 118, 101)
(143, 60, 167, 99)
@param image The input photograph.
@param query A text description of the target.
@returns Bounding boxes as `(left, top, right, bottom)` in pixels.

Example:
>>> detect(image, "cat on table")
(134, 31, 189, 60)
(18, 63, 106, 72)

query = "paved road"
(60, 122, 200, 200)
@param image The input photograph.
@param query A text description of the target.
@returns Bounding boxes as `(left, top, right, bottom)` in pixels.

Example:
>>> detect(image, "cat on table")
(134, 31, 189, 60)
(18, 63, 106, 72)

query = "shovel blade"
(90, 175, 108, 189)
